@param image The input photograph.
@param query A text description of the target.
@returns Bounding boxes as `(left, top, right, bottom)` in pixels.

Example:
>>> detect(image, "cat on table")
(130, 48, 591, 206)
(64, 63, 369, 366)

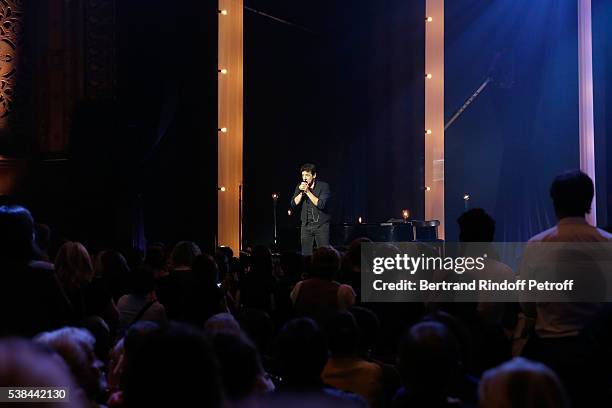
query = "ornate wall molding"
(0, 0, 23, 127)
(0, 0, 22, 131)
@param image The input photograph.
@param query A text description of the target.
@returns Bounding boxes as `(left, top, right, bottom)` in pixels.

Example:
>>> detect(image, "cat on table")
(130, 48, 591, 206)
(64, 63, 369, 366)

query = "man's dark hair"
(300, 163, 317, 175)
(310, 246, 340, 279)
(457, 208, 495, 242)
(550, 170, 594, 218)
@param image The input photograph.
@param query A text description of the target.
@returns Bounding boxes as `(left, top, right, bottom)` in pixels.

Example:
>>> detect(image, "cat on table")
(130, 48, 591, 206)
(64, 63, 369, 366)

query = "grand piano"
(277, 220, 440, 251)
(331, 220, 440, 246)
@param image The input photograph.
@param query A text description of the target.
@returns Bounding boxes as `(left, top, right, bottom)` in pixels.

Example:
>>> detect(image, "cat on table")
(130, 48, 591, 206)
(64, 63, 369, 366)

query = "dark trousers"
(300, 223, 330, 255)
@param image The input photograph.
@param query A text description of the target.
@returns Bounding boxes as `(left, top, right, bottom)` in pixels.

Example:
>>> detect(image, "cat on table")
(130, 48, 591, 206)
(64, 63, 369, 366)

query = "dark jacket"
(0, 261, 73, 337)
(290, 180, 331, 226)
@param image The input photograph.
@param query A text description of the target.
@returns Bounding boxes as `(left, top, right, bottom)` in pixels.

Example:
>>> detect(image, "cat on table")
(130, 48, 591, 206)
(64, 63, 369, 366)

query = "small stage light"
(287, 209, 292, 216)
(425, 186, 431, 191)
(219, 9, 228, 15)
(463, 194, 470, 201)
(219, 186, 226, 192)
(358, 217, 363, 224)
(425, 73, 433, 79)
(218, 127, 227, 133)
(402, 209, 410, 220)
(218, 68, 228, 74)
(425, 129, 432, 135)
(426, 16, 433, 22)
(272, 193, 278, 199)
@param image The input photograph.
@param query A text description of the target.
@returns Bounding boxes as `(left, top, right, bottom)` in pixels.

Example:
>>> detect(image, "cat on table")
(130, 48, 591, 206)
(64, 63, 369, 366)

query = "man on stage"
(290, 163, 331, 256)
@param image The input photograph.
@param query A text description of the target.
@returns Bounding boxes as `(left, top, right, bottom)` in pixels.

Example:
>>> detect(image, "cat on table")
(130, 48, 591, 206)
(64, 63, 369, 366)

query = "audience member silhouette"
(0, 338, 88, 408)
(0, 205, 72, 337)
(273, 317, 367, 406)
(394, 321, 471, 408)
(291, 246, 356, 325)
(479, 357, 569, 408)
(238, 245, 277, 314)
(56, 241, 118, 331)
(322, 311, 384, 408)
(35, 327, 107, 407)
(121, 322, 223, 408)
(209, 331, 274, 401)
(116, 265, 167, 337)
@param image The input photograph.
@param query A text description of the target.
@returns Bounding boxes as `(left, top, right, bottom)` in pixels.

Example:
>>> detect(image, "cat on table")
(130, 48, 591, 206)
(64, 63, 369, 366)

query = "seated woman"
(116, 266, 167, 337)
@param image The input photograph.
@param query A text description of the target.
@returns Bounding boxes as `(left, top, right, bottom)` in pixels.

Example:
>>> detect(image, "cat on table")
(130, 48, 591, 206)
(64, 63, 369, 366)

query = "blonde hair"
(55, 242, 94, 289)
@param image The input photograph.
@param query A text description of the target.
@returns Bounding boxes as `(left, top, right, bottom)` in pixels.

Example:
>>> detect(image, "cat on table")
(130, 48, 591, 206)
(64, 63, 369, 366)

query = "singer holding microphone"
(290, 163, 331, 255)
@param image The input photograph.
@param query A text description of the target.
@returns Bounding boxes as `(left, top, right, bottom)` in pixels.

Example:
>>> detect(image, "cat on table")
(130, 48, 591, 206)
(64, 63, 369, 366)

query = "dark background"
(444, 0, 612, 241)
(243, 0, 426, 248)
(17, 0, 219, 254)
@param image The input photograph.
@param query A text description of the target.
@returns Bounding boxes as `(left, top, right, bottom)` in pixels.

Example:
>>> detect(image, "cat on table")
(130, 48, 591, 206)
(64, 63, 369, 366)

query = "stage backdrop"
(593, 0, 612, 231)
(444, 0, 584, 242)
(244, 0, 425, 248)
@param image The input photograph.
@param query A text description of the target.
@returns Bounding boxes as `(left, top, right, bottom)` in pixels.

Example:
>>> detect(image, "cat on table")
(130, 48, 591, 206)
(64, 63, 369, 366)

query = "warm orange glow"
(219, 186, 226, 192)
(425, 0, 444, 238)
(218, 0, 243, 253)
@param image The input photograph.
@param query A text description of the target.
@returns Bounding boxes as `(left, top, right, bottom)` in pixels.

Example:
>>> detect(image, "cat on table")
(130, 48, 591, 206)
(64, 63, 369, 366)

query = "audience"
(520, 170, 612, 406)
(56, 241, 119, 331)
(340, 238, 372, 300)
(204, 312, 242, 336)
(0, 205, 72, 337)
(322, 311, 384, 408)
(209, 331, 275, 402)
(35, 327, 107, 407)
(273, 317, 367, 406)
(143, 242, 167, 279)
(121, 322, 223, 408)
(93, 249, 131, 303)
(0, 338, 88, 408)
(34, 222, 52, 262)
(183, 254, 228, 325)
(291, 246, 356, 325)
(1, 169, 611, 408)
(154, 240, 202, 320)
(479, 357, 569, 408)
(395, 321, 473, 408)
(237, 245, 277, 314)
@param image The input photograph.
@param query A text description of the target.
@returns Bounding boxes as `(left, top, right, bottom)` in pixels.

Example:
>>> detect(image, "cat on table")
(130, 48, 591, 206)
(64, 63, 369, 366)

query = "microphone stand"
(272, 193, 278, 250)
